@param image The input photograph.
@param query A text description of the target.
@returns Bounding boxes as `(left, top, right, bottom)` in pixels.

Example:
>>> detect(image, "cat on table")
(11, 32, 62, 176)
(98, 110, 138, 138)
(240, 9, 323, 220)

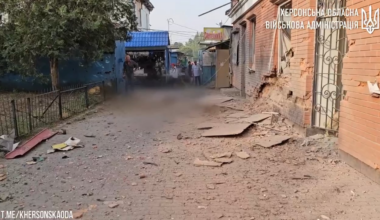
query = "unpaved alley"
(1, 89, 380, 220)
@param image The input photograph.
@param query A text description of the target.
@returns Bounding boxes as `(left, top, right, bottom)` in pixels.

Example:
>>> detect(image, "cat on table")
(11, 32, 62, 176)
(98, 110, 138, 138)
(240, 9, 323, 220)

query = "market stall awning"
(204, 39, 230, 50)
(125, 31, 170, 51)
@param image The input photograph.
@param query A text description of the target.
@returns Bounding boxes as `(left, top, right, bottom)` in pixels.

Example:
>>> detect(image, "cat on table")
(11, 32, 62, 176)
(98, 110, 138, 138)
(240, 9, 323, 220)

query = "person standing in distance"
(192, 61, 202, 86)
(123, 55, 138, 92)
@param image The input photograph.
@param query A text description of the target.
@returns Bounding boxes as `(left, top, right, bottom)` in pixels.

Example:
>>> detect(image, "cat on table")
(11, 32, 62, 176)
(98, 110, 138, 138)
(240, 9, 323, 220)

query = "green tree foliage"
(172, 42, 183, 48)
(180, 47, 193, 57)
(175, 32, 205, 60)
(0, 0, 137, 89)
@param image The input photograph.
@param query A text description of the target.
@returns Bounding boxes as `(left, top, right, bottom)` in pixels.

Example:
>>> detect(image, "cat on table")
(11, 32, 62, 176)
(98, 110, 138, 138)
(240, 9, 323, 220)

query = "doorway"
(240, 23, 247, 97)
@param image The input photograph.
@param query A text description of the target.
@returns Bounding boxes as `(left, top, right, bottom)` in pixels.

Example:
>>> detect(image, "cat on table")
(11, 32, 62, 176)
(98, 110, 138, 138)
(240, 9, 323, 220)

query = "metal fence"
(0, 78, 118, 138)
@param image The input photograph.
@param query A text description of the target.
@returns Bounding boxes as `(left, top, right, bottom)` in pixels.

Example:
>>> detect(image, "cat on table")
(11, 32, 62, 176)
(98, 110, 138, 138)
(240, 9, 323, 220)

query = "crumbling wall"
(230, 0, 278, 96)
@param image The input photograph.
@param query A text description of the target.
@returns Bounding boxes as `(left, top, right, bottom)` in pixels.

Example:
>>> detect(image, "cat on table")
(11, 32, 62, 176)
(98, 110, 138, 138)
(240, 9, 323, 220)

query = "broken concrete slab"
(235, 151, 250, 159)
(257, 118, 272, 126)
(262, 111, 279, 115)
(202, 123, 252, 137)
(206, 184, 216, 190)
(225, 118, 238, 123)
(193, 158, 222, 167)
(227, 112, 248, 118)
(213, 158, 233, 164)
(197, 122, 224, 130)
(255, 135, 292, 148)
(104, 201, 123, 208)
(209, 152, 232, 159)
(198, 96, 233, 106)
(237, 114, 271, 124)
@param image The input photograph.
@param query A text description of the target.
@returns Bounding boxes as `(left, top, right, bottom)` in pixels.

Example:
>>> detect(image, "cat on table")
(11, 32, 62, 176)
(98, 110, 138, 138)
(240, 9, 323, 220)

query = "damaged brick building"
(227, 0, 380, 183)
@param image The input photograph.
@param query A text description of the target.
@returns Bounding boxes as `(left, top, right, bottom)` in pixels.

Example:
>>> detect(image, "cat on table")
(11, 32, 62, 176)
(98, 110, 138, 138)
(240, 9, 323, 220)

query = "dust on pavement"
(1, 89, 380, 220)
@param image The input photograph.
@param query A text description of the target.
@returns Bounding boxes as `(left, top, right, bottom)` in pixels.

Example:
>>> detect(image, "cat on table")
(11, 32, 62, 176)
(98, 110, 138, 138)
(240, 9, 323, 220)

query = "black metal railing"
(0, 78, 118, 138)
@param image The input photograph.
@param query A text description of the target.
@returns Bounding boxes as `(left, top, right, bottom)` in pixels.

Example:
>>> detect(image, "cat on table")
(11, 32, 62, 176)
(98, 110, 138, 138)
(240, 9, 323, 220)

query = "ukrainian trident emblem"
(362, 6, 379, 34)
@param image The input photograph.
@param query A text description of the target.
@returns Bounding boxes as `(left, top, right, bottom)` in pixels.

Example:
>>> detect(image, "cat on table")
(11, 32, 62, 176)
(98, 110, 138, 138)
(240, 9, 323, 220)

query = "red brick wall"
(285, 0, 315, 126)
(231, 0, 278, 96)
(339, 0, 380, 169)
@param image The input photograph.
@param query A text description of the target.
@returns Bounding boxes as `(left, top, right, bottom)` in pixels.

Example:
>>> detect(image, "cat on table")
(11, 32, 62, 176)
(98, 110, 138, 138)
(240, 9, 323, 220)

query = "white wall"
(140, 4, 150, 30)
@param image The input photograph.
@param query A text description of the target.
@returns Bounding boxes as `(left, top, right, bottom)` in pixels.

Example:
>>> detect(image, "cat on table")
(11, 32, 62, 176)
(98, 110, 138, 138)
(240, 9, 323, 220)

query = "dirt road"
(1, 89, 380, 220)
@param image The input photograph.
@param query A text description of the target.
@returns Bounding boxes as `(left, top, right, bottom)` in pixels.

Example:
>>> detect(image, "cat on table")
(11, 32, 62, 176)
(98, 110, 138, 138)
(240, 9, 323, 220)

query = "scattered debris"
(131, 182, 137, 186)
(237, 114, 271, 124)
(65, 137, 81, 146)
(0, 134, 16, 152)
(213, 158, 233, 164)
(350, 190, 356, 196)
(159, 147, 172, 153)
(291, 175, 312, 180)
(62, 155, 69, 159)
(301, 134, 325, 147)
(0, 173, 7, 181)
(73, 204, 97, 219)
(47, 149, 56, 154)
(255, 136, 292, 148)
(82, 192, 93, 196)
(210, 152, 232, 159)
(84, 134, 96, 138)
(57, 129, 67, 135)
(202, 123, 252, 137)
(197, 205, 207, 209)
(26, 161, 37, 165)
(6, 129, 57, 159)
(139, 174, 146, 179)
(235, 151, 250, 159)
(52, 143, 68, 150)
(162, 194, 173, 200)
(174, 173, 182, 177)
(0, 192, 11, 202)
(33, 156, 46, 162)
(320, 215, 331, 220)
(51, 137, 83, 152)
(206, 184, 215, 190)
(73, 209, 86, 219)
(143, 161, 158, 166)
(262, 112, 279, 115)
(125, 156, 134, 160)
(193, 158, 222, 167)
(197, 122, 224, 130)
(177, 133, 183, 140)
(103, 201, 123, 208)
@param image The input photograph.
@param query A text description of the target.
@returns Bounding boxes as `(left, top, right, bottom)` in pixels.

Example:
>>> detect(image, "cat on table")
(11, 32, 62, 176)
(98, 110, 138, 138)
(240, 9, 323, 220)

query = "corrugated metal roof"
(125, 31, 169, 48)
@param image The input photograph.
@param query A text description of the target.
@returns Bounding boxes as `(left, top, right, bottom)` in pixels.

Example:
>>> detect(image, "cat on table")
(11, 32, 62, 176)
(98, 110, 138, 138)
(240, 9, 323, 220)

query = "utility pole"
(167, 18, 174, 42)
(167, 18, 174, 83)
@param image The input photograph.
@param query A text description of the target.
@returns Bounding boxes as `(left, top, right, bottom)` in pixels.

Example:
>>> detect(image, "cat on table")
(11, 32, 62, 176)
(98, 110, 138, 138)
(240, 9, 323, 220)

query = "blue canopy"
(125, 31, 170, 51)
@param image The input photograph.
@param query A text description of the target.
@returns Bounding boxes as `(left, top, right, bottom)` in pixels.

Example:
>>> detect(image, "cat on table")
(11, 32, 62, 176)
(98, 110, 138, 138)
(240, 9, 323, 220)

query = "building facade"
(228, 0, 380, 183)
(131, 0, 154, 31)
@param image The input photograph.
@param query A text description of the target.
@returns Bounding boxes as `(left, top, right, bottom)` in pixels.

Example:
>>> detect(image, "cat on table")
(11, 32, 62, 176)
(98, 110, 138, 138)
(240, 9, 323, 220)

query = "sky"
(149, 0, 231, 43)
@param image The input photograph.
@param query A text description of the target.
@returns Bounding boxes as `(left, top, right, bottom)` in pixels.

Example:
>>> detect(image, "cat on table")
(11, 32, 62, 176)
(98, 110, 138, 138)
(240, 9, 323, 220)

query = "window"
(146, 14, 149, 29)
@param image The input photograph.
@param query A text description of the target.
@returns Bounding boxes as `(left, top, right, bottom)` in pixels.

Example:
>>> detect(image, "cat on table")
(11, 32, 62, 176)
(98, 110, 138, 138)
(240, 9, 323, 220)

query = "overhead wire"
(170, 22, 199, 32)
(138, 27, 199, 33)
